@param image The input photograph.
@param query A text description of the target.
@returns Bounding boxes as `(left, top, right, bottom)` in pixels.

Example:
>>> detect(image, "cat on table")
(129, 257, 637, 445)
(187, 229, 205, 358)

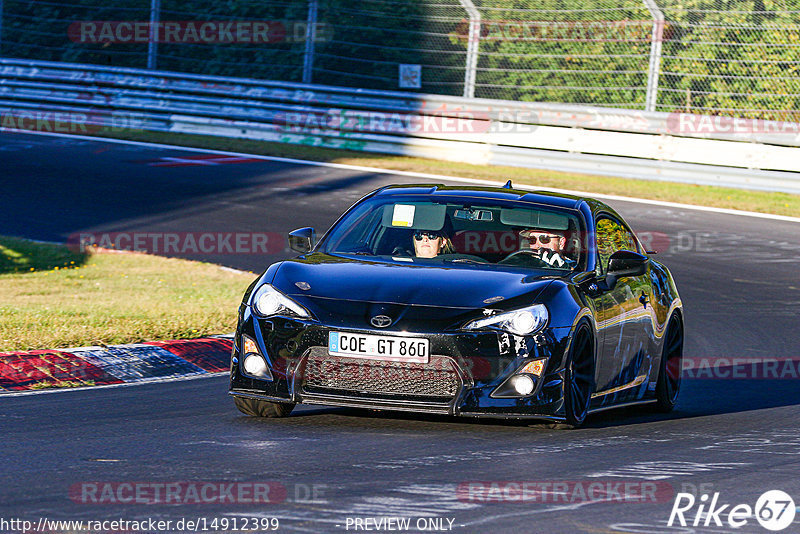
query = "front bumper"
(229, 306, 572, 420)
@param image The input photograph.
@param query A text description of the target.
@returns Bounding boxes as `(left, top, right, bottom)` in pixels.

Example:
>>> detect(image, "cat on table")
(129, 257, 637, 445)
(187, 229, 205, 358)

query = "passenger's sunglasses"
(414, 231, 441, 241)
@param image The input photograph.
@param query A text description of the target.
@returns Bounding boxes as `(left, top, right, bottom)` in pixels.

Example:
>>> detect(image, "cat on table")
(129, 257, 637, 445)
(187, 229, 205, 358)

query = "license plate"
(328, 332, 429, 363)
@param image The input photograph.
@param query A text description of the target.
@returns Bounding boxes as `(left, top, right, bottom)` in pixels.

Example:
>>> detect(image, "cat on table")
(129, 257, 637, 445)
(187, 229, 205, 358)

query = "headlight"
(464, 304, 548, 336)
(251, 284, 309, 318)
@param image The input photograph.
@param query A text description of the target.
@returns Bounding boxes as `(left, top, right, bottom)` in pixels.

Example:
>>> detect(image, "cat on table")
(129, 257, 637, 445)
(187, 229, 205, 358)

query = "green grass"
(94, 128, 800, 218)
(0, 236, 88, 273)
(0, 237, 255, 351)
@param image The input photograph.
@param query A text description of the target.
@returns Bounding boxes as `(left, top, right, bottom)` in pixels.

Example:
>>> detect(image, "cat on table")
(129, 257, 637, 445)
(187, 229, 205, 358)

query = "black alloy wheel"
(655, 314, 683, 412)
(562, 323, 595, 428)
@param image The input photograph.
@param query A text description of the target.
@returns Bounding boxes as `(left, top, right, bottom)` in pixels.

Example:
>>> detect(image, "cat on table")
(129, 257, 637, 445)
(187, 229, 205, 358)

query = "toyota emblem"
(370, 315, 392, 328)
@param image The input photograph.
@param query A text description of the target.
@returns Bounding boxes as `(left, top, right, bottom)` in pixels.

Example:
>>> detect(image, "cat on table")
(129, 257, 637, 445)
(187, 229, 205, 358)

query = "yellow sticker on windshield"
(392, 204, 415, 227)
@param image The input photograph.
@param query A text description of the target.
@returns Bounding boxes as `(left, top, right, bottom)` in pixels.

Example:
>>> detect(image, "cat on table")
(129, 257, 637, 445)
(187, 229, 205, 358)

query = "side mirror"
(607, 250, 649, 278)
(288, 227, 315, 254)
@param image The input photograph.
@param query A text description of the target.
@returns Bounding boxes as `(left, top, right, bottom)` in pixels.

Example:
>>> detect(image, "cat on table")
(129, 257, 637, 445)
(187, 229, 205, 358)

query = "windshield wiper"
(446, 258, 486, 264)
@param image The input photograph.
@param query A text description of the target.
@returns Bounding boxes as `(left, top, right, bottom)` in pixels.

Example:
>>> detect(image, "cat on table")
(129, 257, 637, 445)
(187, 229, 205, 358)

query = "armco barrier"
(1, 58, 800, 194)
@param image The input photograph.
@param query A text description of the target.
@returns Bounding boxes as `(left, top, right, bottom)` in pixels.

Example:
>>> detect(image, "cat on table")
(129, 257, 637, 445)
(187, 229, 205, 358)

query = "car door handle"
(639, 293, 648, 308)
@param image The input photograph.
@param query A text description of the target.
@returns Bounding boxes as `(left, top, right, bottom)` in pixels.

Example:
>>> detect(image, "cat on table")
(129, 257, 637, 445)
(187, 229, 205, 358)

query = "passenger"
(412, 230, 453, 258)
(519, 229, 576, 268)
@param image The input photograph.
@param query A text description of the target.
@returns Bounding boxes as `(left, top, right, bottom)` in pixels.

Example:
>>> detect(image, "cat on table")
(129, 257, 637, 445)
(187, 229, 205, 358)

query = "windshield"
(319, 196, 585, 271)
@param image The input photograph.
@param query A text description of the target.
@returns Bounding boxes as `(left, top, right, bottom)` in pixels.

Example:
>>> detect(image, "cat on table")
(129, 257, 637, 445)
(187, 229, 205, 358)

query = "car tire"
(233, 396, 295, 418)
(552, 323, 595, 429)
(654, 313, 683, 413)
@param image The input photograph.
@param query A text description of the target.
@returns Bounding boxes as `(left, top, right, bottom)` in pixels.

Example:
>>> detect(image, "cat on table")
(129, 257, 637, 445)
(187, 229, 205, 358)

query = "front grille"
(301, 348, 460, 398)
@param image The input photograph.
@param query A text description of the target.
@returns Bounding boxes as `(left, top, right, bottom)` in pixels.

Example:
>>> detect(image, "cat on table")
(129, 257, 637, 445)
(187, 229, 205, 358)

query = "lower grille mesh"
(302, 348, 459, 398)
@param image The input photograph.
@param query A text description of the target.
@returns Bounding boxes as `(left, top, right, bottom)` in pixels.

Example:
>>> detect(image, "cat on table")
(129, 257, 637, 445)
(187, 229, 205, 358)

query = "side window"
(595, 217, 638, 274)
(328, 204, 382, 253)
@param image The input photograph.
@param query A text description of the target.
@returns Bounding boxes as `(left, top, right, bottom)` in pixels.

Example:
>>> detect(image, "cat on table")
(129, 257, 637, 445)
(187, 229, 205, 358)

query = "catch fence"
(0, 0, 797, 120)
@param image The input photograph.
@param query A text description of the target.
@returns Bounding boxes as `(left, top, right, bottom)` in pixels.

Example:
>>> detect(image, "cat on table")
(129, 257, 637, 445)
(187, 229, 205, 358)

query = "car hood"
(270, 254, 555, 329)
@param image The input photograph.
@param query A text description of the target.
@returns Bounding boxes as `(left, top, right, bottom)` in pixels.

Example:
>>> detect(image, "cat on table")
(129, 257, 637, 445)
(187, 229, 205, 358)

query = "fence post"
(302, 0, 318, 84)
(458, 0, 480, 99)
(147, 0, 160, 70)
(643, 0, 664, 112)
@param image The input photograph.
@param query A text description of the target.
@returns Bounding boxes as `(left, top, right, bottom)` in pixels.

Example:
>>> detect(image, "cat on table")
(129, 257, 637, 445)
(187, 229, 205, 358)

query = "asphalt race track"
(2, 132, 799, 533)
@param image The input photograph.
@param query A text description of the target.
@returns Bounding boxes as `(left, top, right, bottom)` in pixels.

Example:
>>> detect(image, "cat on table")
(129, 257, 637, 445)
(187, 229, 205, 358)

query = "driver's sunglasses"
(524, 233, 558, 244)
(414, 231, 441, 241)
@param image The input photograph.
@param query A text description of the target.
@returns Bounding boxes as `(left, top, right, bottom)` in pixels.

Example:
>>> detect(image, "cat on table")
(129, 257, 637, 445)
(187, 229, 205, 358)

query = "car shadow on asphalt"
(580, 368, 800, 428)
(233, 361, 800, 431)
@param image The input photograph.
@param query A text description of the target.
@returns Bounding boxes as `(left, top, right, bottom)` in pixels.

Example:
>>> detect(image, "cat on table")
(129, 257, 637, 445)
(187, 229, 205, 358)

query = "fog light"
(512, 374, 535, 396)
(243, 354, 268, 377)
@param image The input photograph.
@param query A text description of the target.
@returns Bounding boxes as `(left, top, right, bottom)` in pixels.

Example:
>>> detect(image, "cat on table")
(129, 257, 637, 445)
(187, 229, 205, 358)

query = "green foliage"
(658, 3, 800, 120)
(472, 0, 652, 106)
(1, 0, 797, 118)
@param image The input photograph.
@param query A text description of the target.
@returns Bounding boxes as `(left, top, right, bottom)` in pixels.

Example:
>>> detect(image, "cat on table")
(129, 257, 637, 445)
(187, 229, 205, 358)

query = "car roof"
(372, 183, 607, 211)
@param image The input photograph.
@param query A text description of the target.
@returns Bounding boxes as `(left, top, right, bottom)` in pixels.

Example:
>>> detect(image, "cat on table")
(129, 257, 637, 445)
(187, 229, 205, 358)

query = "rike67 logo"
(668, 490, 796, 531)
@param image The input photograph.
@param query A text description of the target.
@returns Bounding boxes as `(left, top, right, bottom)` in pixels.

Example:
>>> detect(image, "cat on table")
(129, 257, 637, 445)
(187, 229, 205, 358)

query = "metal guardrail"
(1, 58, 800, 194)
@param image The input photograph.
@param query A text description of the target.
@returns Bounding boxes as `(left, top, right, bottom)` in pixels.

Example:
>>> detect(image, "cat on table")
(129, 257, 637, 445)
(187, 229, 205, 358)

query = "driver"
(412, 230, 453, 258)
(519, 229, 576, 268)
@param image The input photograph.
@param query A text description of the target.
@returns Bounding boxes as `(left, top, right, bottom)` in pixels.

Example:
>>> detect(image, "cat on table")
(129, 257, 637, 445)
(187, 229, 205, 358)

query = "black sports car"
(229, 184, 683, 427)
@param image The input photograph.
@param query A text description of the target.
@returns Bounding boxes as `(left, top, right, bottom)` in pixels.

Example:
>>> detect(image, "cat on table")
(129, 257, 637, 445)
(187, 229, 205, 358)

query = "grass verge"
(90, 128, 800, 218)
(0, 235, 88, 273)
(0, 236, 254, 351)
